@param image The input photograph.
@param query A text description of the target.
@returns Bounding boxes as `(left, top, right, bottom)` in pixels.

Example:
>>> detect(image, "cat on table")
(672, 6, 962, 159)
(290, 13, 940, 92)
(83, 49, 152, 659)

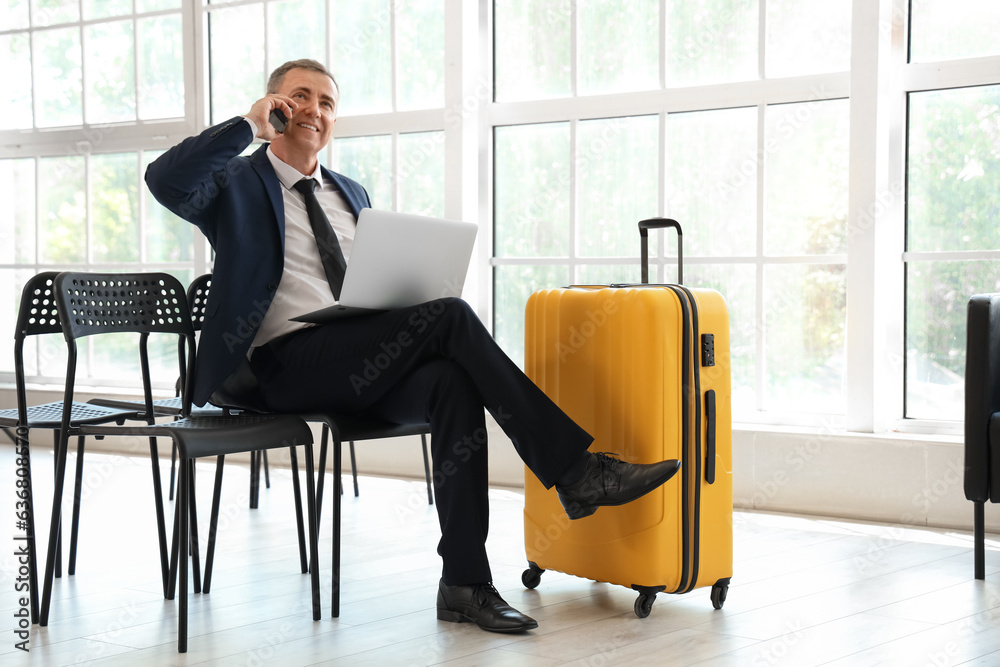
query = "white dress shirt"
(245, 119, 358, 349)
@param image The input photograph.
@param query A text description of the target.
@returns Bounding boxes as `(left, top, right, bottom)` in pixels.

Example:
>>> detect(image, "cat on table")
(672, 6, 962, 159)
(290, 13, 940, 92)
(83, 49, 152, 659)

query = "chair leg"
(167, 487, 180, 601)
(289, 446, 308, 573)
(420, 434, 433, 506)
(147, 437, 170, 598)
(202, 456, 226, 594)
(263, 449, 271, 489)
(304, 443, 321, 621)
(975, 501, 985, 580)
(169, 443, 177, 501)
(178, 456, 189, 653)
(38, 428, 72, 626)
(350, 441, 359, 497)
(68, 435, 86, 575)
(315, 424, 329, 527)
(333, 436, 342, 618)
(188, 460, 202, 596)
(52, 431, 62, 580)
(249, 451, 260, 509)
(15, 426, 40, 624)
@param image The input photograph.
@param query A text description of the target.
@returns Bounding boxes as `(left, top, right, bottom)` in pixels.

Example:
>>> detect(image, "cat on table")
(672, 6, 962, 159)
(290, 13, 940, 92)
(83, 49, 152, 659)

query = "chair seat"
(305, 413, 430, 442)
(78, 414, 313, 459)
(88, 396, 225, 418)
(0, 401, 141, 429)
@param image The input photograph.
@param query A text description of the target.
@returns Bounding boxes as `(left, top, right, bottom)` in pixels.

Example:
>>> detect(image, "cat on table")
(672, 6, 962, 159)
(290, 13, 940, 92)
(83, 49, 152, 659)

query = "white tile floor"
(3, 443, 1000, 666)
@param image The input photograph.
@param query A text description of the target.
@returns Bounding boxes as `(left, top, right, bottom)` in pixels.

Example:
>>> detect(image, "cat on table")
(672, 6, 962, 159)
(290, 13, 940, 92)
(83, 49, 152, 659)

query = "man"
(146, 59, 681, 633)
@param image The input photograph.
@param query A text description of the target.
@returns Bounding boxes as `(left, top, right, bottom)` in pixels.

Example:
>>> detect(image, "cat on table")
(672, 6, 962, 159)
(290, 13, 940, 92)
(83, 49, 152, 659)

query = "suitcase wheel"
(634, 593, 656, 618)
(711, 581, 729, 610)
(521, 562, 544, 589)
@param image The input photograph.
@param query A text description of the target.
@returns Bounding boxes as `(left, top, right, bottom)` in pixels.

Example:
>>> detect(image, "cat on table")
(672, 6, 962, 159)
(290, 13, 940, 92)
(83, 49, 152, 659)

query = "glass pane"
(495, 264, 569, 367)
(906, 261, 1000, 419)
(687, 263, 755, 416)
(579, 0, 658, 95)
(331, 0, 392, 115)
(765, 0, 851, 77)
(910, 0, 1000, 62)
(764, 99, 850, 256)
(2, 34, 33, 129)
(494, 0, 571, 102)
(82, 0, 130, 20)
(0, 270, 17, 373)
(494, 123, 570, 257)
(143, 150, 194, 262)
(666, 0, 758, 86)
(0, 159, 37, 263)
(577, 116, 658, 258)
(331, 134, 393, 210)
(84, 20, 136, 124)
(38, 156, 85, 264)
(2, 0, 29, 30)
(268, 0, 325, 74)
(33, 26, 82, 127)
(136, 0, 181, 11)
(907, 85, 1000, 253)
(209, 5, 265, 125)
(396, 0, 444, 110)
(575, 263, 639, 285)
(764, 263, 846, 414)
(666, 106, 757, 257)
(91, 153, 139, 263)
(398, 131, 445, 217)
(138, 14, 184, 119)
(31, 0, 78, 26)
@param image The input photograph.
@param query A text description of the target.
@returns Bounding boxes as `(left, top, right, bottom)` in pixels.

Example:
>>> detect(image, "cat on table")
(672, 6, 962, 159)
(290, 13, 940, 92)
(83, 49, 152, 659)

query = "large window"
(492, 0, 851, 421)
(902, 0, 1000, 421)
(3, 1, 1000, 434)
(1, 0, 188, 384)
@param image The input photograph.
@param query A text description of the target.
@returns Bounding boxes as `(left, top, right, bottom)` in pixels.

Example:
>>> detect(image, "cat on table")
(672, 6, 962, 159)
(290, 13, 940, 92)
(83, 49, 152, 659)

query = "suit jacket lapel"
(248, 144, 287, 253)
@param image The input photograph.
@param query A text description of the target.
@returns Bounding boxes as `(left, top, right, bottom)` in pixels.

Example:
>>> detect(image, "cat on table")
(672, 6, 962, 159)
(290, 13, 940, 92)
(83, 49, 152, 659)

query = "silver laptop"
(293, 208, 478, 322)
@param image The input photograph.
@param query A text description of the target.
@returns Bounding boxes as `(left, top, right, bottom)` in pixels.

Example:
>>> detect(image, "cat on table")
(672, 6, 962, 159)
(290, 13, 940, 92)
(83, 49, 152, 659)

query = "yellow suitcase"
(522, 219, 733, 616)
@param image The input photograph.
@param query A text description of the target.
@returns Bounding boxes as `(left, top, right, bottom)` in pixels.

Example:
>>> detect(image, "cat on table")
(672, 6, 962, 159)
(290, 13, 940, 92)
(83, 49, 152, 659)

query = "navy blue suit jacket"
(145, 116, 371, 406)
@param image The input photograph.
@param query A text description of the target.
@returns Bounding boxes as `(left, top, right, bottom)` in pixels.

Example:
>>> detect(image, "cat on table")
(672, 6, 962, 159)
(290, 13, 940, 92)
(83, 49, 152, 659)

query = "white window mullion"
(569, 119, 578, 283)
(657, 111, 666, 284)
(755, 102, 766, 413)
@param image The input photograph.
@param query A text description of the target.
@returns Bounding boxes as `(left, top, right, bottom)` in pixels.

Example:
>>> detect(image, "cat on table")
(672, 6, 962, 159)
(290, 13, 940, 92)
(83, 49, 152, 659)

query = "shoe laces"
(473, 582, 505, 607)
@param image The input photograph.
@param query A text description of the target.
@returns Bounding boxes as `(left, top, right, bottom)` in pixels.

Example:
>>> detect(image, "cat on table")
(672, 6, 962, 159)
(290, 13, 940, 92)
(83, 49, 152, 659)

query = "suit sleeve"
(145, 117, 256, 240)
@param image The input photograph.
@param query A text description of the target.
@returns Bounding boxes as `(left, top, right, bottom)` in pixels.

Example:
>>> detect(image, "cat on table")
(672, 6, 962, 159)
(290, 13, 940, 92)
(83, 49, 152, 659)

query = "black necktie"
(294, 178, 347, 300)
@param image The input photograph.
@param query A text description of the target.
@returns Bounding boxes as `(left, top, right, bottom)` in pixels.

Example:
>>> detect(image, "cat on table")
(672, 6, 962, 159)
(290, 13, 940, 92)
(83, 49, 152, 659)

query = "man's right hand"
(245, 94, 297, 142)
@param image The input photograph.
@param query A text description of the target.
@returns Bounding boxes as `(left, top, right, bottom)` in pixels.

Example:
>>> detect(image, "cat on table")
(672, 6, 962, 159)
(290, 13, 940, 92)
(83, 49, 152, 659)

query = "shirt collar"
(265, 145, 325, 191)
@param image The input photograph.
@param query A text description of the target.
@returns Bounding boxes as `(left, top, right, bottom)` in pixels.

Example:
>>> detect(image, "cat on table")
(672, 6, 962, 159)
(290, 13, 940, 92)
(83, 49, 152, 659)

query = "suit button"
(267, 283, 278, 292)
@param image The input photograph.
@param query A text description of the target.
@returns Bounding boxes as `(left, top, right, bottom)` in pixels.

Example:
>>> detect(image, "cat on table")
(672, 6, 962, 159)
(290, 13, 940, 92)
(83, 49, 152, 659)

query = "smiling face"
(270, 67, 339, 171)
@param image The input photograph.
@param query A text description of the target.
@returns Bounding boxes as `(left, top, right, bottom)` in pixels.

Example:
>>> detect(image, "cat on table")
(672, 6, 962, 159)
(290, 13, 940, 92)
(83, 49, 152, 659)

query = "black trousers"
(249, 297, 593, 585)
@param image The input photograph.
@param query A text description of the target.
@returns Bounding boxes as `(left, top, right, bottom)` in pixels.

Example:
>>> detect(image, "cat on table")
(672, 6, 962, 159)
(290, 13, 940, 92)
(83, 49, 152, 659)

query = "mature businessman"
(146, 59, 681, 633)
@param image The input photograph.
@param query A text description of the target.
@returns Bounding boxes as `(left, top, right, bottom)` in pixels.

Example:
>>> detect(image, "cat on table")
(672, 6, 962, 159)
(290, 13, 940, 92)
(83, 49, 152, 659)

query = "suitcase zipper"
(664, 285, 703, 595)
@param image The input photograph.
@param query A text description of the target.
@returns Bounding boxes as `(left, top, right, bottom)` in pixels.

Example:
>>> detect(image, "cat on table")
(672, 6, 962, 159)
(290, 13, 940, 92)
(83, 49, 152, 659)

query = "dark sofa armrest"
(965, 293, 1000, 502)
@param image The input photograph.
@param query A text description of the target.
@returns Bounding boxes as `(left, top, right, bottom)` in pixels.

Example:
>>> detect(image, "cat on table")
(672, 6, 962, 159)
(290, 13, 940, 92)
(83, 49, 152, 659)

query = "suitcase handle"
(639, 218, 683, 285)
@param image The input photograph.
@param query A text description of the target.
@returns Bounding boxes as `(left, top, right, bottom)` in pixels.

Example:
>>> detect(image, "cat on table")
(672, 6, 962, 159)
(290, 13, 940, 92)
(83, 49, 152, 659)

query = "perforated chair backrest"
(54, 272, 193, 340)
(16, 272, 63, 339)
(53, 272, 199, 419)
(187, 274, 212, 332)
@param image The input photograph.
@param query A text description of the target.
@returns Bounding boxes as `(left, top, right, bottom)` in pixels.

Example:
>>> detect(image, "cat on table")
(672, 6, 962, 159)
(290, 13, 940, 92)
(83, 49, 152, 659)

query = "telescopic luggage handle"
(639, 218, 683, 285)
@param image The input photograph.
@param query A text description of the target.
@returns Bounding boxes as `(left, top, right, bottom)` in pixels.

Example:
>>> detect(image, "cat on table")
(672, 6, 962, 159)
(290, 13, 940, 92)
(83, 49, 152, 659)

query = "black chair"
(0, 272, 144, 623)
(964, 293, 1000, 579)
(36, 271, 319, 653)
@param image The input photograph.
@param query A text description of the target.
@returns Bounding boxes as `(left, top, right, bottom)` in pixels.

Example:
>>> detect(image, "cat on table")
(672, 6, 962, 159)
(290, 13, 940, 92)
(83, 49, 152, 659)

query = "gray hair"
(266, 59, 339, 97)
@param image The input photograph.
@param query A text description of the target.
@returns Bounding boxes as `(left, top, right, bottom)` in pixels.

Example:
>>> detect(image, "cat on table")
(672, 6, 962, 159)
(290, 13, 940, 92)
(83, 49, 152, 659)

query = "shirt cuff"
(242, 116, 259, 139)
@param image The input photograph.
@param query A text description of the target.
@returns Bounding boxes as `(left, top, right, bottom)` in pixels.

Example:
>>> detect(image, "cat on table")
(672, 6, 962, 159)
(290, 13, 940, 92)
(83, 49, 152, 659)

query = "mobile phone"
(269, 108, 288, 134)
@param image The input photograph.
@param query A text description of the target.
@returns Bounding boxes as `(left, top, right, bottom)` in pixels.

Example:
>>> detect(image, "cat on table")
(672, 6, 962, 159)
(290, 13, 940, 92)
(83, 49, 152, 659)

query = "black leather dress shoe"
(556, 453, 682, 520)
(436, 580, 538, 633)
